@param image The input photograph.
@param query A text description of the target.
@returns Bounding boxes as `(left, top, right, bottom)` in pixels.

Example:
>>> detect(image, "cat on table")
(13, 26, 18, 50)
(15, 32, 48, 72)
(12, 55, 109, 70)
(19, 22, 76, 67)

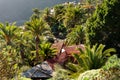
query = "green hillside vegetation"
(0, 0, 120, 80)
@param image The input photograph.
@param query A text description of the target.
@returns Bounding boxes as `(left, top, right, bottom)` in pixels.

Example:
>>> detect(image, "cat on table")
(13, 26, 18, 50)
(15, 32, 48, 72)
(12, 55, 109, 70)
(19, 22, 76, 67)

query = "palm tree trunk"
(20, 44, 25, 63)
(36, 36, 40, 61)
(35, 35, 43, 62)
(6, 40, 11, 45)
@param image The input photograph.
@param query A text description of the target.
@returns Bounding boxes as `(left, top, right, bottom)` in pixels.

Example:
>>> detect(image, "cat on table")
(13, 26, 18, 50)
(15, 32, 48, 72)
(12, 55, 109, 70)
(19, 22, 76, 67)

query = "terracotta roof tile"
(48, 44, 85, 68)
(64, 44, 85, 55)
(51, 42, 64, 54)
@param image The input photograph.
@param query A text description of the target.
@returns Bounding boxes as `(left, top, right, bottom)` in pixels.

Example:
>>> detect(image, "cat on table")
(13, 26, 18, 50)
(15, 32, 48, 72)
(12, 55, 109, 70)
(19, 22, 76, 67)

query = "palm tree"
(0, 22, 19, 45)
(0, 22, 34, 64)
(25, 18, 49, 62)
(31, 8, 41, 20)
(15, 30, 34, 63)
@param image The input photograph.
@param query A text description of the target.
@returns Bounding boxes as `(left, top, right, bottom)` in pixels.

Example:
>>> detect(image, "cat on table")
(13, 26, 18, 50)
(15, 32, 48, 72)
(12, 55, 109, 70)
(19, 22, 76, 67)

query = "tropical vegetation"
(0, 0, 120, 80)
(78, 55, 120, 80)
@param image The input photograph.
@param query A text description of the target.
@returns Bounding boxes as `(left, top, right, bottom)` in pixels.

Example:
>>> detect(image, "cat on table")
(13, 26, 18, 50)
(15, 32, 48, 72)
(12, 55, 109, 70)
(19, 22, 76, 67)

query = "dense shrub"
(86, 0, 120, 56)
(78, 55, 120, 80)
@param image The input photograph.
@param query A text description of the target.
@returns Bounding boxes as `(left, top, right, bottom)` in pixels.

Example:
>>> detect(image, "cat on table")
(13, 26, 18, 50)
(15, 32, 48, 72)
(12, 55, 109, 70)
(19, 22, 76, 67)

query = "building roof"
(22, 61, 53, 79)
(57, 52, 68, 64)
(51, 41, 64, 54)
(48, 42, 85, 68)
(64, 44, 85, 55)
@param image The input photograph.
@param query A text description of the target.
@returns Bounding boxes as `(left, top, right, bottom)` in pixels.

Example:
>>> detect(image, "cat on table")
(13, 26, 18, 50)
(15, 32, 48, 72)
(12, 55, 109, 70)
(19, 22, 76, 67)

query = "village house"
(46, 41, 85, 69)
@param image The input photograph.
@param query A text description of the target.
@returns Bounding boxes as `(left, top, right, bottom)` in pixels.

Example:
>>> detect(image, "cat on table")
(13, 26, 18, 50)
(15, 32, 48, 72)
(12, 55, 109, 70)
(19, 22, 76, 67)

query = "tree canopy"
(86, 0, 120, 55)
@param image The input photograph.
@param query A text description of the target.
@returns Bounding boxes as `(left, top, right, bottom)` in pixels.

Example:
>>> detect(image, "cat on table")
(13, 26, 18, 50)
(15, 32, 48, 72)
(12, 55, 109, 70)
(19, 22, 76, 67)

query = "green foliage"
(39, 42, 56, 60)
(43, 5, 67, 39)
(12, 76, 31, 80)
(1, 1, 120, 80)
(12, 66, 31, 80)
(31, 8, 41, 20)
(86, 0, 120, 55)
(78, 55, 120, 80)
(65, 44, 115, 79)
(15, 31, 36, 65)
(54, 4, 66, 21)
(43, 8, 57, 27)
(43, 4, 91, 39)
(66, 62, 81, 72)
(0, 46, 21, 80)
(103, 55, 120, 70)
(73, 44, 116, 71)
(66, 25, 85, 45)
(78, 69, 100, 80)
(51, 24, 67, 39)
(25, 18, 49, 37)
(26, 17, 50, 63)
(48, 64, 72, 80)
(0, 22, 20, 45)
(66, 62, 83, 79)
(63, 5, 86, 29)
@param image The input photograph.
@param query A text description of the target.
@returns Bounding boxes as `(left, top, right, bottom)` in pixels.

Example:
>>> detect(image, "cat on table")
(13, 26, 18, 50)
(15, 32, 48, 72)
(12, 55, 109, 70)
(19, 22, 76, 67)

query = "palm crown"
(0, 22, 19, 45)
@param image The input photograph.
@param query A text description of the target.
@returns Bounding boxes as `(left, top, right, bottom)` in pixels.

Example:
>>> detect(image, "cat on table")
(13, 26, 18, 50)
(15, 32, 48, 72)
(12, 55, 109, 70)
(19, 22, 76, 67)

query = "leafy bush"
(103, 55, 120, 70)
(86, 0, 120, 56)
(48, 64, 72, 80)
(66, 25, 85, 45)
(78, 55, 120, 80)
(12, 76, 31, 80)
(64, 44, 116, 79)
(39, 42, 56, 60)
(0, 46, 21, 80)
